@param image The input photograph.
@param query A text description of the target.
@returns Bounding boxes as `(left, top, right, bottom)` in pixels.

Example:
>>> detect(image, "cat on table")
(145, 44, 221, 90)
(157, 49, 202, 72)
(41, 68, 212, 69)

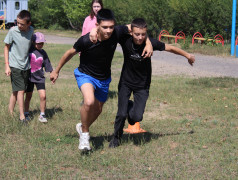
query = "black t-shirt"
(73, 25, 128, 80)
(119, 36, 165, 89)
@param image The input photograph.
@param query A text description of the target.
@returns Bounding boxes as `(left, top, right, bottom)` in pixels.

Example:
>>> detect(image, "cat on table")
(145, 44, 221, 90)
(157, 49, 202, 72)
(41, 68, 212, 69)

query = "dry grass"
(0, 31, 237, 179)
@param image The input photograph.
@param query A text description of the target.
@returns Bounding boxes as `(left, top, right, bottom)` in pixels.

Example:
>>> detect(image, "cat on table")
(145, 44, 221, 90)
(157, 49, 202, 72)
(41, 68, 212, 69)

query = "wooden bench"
(192, 32, 224, 46)
(159, 30, 186, 43)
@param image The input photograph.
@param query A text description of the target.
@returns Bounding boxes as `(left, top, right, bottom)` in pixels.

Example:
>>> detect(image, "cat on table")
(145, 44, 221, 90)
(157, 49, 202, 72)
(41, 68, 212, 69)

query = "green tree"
(29, 0, 91, 30)
(29, 0, 68, 29)
(29, 0, 233, 38)
(167, 0, 232, 36)
(63, 0, 91, 30)
(104, 0, 171, 38)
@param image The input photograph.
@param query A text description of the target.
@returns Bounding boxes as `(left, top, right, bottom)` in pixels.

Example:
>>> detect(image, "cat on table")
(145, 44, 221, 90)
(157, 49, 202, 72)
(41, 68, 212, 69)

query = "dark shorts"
(10, 67, 30, 92)
(26, 81, 45, 92)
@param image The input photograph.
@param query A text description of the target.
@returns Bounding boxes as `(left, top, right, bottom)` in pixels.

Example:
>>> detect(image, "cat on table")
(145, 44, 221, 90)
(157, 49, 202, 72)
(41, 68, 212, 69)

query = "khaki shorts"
(10, 67, 30, 92)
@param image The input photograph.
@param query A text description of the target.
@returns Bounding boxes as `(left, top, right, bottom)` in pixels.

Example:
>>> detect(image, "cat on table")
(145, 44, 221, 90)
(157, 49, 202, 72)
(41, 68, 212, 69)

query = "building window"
(15, 2, 20, 10)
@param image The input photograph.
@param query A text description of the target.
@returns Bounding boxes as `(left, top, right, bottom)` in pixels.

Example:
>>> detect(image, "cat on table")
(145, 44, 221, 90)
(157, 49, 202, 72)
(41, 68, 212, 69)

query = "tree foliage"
(167, 0, 233, 36)
(104, 0, 233, 38)
(29, 0, 234, 39)
(29, 0, 68, 29)
(63, 0, 91, 30)
(29, 0, 91, 30)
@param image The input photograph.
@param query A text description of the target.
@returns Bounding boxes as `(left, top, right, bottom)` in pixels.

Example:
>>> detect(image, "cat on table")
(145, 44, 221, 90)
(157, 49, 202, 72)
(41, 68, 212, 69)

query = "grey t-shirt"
(4, 26, 34, 70)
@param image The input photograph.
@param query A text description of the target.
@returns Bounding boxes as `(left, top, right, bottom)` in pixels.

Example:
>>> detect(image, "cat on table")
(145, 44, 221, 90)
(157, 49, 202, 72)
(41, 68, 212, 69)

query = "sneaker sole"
(78, 141, 91, 151)
(38, 119, 48, 123)
(79, 146, 91, 151)
(39, 120, 48, 123)
(38, 115, 48, 123)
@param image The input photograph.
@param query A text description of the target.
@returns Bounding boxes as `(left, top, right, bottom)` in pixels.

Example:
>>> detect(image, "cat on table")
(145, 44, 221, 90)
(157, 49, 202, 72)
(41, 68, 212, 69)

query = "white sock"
(82, 132, 90, 138)
(40, 112, 45, 116)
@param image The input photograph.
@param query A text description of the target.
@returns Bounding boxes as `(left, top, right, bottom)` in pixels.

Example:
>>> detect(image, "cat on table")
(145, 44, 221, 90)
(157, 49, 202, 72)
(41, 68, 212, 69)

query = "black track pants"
(113, 83, 149, 139)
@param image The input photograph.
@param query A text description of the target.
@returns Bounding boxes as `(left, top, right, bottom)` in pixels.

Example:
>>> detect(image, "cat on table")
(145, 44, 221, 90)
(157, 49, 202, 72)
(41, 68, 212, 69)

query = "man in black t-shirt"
(50, 10, 153, 151)
(109, 18, 195, 148)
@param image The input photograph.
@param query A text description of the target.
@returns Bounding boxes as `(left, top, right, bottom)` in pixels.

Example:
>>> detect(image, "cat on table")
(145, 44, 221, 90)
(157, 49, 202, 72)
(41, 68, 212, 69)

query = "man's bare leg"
(80, 83, 104, 132)
(17, 90, 25, 120)
(9, 92, 17, 116)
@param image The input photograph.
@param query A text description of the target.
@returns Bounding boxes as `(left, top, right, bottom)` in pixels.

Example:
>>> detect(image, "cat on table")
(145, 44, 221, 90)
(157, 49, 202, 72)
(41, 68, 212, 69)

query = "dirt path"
(45, 34, 238, 78)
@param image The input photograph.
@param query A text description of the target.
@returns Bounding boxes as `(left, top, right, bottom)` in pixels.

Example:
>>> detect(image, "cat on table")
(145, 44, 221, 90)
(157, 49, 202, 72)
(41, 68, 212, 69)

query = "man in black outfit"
(109, 18, 195, 148)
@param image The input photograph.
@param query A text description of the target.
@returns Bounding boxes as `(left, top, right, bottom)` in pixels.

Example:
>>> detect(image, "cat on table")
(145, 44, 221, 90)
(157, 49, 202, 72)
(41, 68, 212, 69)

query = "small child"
(24, 32, 53, 123)
(4, 10, 34, 123)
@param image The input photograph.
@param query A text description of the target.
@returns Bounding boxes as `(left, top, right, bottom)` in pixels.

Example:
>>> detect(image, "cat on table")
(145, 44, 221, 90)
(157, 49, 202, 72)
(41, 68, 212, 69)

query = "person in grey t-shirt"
(4, 10, 34, 123)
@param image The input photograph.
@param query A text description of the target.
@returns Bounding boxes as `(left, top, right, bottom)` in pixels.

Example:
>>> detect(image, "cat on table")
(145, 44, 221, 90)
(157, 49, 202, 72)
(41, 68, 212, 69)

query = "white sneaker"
(76, 123, 83, 135)
(38, 115, 48, 123)
(76, 123, 91, 151)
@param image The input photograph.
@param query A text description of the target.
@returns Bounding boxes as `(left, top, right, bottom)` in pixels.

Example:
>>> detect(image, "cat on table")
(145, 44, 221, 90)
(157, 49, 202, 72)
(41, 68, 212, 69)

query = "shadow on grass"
(90, 130, 194, 151)
(108, 90, 117, 99)
(29, 107, 63, 119)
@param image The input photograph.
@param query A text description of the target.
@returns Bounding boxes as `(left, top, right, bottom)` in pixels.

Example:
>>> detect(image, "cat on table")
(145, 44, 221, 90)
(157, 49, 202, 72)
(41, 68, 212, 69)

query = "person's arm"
(4, 44, 11, 76)
(50, 48, 78, 84)
(165, 44, 195, 66)
(142, 37, 153, 58)
(126, 24, 132, 34)
(89, 27, 98, 43)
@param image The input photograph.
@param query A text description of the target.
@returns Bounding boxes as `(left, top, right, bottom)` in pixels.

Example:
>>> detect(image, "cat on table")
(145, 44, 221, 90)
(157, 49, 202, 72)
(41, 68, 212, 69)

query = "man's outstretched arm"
(165, 44, 195, 66)
(50, 48, 78, 84)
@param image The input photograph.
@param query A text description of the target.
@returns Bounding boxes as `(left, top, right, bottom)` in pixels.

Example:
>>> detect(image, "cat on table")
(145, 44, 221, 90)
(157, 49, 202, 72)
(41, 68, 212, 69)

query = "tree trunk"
(67, 18, 80, 31)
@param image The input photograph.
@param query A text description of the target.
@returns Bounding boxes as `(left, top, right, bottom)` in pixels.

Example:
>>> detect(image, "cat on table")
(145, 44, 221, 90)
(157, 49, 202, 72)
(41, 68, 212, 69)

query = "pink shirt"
(81, 16, 97, 36)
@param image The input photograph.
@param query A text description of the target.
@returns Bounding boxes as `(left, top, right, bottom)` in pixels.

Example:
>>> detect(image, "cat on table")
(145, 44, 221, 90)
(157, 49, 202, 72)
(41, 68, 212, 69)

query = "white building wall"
(5, 0, 28, 24)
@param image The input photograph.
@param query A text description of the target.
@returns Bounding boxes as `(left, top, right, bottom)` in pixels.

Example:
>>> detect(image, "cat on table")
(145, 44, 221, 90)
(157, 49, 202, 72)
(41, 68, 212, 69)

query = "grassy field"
(0, 31, 238, 179)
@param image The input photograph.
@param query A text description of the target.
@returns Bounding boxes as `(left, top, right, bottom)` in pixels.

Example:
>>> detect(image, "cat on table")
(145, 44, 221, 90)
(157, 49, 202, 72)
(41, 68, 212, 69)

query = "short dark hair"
(131, 18, 147, 30)
(17, 10, 31, 24)
(96, 9, 115, 24)
(90, 0, 103, 19)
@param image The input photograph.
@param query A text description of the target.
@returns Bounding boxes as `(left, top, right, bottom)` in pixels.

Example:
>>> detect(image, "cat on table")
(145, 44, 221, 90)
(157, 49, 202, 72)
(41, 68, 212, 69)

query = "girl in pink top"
(81, 0, 103, 36)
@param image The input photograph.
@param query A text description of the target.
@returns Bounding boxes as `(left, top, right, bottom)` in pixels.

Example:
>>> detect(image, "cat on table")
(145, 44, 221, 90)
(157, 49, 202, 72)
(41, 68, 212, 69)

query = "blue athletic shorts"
(74, 68, 111, 102)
